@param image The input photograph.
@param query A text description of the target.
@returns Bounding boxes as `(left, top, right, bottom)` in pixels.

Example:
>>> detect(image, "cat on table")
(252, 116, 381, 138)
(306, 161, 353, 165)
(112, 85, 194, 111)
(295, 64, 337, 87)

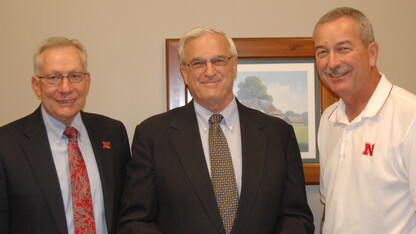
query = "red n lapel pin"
(103, 141, 111, 149)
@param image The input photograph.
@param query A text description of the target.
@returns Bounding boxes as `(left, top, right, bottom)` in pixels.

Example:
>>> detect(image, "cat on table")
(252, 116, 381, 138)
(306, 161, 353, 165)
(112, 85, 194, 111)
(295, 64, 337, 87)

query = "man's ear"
(233, 57, 238, 79)
(85, 72, 91, 95)
(368, 41, 379, 67)
(31, 76, 42, 97)
(180, 64, 189, 86)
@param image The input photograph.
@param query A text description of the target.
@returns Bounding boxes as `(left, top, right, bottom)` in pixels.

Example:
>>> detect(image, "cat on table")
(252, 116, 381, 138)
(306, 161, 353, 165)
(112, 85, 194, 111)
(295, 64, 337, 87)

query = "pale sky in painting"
(234, 70, 308, 114)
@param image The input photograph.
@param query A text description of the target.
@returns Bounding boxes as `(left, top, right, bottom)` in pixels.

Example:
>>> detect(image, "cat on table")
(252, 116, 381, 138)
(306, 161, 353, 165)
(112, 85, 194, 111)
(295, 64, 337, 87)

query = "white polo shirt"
(318, 74, 416, 233)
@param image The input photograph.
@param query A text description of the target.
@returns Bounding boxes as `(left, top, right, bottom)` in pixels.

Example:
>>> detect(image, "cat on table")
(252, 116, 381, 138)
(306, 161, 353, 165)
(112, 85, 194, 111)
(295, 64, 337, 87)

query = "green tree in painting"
(236, 76, 273, 101)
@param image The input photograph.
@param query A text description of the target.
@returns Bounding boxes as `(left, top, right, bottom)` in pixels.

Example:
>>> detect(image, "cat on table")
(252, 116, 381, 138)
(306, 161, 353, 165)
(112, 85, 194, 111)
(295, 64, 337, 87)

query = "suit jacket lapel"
(21, 107, 68, 234)
(81, 112, 115, 232)
(169, 102, 224, 233)
(234, 101, 267, 229)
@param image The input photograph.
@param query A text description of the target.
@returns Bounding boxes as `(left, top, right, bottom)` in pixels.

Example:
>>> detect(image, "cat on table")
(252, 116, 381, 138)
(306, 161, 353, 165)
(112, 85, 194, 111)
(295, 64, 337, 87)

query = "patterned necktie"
(209, 114, 239, 234)
(63, 126, 96, 234)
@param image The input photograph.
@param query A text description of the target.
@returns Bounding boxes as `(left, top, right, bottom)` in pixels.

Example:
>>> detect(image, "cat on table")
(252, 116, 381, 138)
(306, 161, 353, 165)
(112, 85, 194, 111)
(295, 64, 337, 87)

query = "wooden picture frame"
(166, 37, 338, 185)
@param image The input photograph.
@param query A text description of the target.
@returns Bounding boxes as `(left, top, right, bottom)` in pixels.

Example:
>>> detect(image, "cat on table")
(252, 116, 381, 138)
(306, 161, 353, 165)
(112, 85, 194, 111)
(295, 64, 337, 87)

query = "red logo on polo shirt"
(362, 143, 375, 156)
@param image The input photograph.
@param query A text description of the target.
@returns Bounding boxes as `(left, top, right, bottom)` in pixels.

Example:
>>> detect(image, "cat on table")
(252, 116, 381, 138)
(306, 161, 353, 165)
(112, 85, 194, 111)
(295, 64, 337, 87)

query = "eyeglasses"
(186, 56, 234, 70)
(38, 72, 88, 86)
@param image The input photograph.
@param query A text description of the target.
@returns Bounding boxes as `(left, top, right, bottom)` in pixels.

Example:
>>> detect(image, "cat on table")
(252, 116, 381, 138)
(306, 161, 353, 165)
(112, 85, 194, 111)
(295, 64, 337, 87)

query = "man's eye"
(48, 75, 60, 80)
(339, 47, 351, 52)
(316, 50, 328, 57)
(192, 61, 204, 66)
(212, 58, 226, 65)
(69, 74, 81, 78)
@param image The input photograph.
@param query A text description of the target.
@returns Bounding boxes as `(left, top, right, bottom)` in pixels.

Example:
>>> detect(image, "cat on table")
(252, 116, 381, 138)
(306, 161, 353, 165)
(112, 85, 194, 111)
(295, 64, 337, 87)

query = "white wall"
(1, 0, 415, 232)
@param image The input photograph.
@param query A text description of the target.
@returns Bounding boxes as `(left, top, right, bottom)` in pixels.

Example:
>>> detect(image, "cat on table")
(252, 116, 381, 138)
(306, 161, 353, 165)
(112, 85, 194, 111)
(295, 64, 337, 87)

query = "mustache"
(323, 66, 353, 77)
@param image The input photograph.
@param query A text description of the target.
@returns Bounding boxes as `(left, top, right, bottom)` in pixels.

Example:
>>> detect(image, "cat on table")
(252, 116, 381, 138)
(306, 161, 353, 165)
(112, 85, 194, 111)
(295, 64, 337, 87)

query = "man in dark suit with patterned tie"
(118, 26, 314, 233)
(0, 37, 131, 234)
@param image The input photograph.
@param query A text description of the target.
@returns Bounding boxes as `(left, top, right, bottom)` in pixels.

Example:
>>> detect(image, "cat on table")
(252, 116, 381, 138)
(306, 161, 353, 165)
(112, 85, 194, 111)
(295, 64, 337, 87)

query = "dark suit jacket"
(0, 106, 131, 234)
(118, 100, 314, 233)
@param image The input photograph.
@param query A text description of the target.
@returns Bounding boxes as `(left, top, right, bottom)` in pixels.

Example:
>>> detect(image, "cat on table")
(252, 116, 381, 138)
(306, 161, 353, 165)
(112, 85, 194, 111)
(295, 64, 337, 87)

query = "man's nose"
(204, 61, 217, 76)
(58, 77, 74, 93)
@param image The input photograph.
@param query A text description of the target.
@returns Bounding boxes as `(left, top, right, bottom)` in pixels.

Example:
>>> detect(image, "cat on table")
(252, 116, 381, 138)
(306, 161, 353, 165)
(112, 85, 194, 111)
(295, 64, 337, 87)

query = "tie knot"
(63, 126, 78, 139)
(209, 114, 223, 125)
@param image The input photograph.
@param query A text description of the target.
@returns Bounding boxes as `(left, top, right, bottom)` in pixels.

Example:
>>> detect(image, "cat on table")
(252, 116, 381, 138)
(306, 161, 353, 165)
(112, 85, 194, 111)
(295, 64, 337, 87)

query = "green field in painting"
(293, 125, 308, 152)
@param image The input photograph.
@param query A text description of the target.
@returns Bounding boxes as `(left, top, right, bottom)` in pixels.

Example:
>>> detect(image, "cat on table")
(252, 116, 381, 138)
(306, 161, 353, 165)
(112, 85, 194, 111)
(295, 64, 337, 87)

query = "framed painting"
(166, 37, 338, 185)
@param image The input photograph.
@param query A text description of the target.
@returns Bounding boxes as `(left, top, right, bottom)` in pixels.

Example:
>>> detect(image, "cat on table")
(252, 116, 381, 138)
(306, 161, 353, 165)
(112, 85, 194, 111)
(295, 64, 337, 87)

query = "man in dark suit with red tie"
(0, 37, 131, 234)
(118, 26, 313, 233)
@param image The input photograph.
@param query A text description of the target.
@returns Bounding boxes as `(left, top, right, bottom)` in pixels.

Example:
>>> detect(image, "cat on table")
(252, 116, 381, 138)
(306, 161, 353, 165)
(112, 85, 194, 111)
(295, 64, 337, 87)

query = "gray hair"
(178, 26, 237, 65)
(33, 37, 87, 75)
(313, 7, 375, 47)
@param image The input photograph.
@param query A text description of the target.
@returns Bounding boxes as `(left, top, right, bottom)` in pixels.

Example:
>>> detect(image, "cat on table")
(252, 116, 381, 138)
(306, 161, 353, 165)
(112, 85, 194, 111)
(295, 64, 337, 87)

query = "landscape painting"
(235, 63, 316, 159)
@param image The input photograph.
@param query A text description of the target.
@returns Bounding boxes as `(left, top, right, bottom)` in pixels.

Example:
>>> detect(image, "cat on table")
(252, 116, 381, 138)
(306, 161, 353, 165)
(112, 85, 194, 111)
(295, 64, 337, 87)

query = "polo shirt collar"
(330, 73, 393, 124)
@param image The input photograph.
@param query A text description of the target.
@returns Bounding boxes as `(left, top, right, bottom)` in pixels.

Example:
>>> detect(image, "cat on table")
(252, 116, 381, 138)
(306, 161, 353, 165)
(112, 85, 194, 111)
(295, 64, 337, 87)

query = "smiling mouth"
(202, 79, 221, 84)
(58, 99, 75, 104)
(330, 72, 349, 78)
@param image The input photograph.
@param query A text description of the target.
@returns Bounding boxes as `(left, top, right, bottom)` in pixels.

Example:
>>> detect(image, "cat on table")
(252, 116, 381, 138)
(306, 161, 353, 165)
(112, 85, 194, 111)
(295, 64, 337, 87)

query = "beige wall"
(1, 0, 415, 232)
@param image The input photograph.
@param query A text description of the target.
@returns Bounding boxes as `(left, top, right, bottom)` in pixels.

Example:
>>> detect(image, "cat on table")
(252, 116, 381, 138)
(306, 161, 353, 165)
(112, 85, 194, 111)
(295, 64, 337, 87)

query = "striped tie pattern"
(64, 126, 96, 234)
(209, 114, 239, 233)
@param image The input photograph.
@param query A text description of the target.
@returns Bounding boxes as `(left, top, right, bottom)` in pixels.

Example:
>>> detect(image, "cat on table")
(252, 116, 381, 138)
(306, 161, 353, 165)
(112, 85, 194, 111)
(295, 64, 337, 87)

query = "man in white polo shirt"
(314, 7, 416, 233)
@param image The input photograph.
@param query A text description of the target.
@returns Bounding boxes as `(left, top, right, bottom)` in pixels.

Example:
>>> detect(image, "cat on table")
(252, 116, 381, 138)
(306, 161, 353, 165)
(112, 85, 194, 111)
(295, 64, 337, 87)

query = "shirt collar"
(330, 73, 393, 124)
(194, 97, 238, 132)
(41, 105, 84, 142)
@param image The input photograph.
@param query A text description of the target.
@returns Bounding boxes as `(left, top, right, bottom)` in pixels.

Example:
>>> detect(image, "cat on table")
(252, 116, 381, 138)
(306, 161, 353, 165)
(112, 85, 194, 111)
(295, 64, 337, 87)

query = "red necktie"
(64, 126, 96, 234)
